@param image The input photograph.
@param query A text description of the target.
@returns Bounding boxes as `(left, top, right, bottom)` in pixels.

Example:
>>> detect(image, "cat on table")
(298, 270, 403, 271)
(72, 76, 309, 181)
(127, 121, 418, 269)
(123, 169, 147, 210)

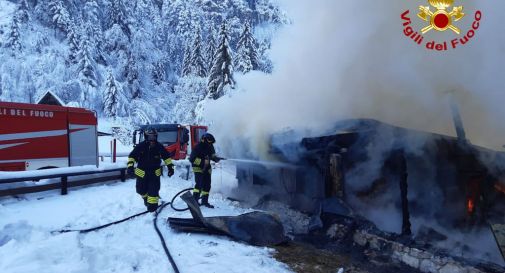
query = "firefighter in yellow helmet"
(127, 128, 175, 212)
(189, 133, 222, 208)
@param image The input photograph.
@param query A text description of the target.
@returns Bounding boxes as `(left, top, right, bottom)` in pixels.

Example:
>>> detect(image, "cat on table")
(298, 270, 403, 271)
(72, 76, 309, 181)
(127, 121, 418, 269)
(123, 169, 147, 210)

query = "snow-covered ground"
(0, 167, 293, 273)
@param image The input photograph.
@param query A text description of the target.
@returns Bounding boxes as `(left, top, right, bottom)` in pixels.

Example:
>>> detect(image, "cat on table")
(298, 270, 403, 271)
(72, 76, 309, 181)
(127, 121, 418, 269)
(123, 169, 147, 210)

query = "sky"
(205, 0, 505, 158)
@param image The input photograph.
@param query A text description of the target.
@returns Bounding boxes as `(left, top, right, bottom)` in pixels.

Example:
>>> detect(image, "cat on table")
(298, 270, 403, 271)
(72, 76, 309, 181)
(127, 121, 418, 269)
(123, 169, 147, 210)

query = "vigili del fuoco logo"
(401, 0, 482, 51)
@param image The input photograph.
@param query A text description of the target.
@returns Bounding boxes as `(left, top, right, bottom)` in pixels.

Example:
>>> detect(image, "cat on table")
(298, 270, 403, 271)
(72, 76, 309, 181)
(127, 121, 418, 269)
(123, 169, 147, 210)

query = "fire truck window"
(157, 130, 178, 144)
(195, 128, 207, 142)
(182, 128, 190, 144)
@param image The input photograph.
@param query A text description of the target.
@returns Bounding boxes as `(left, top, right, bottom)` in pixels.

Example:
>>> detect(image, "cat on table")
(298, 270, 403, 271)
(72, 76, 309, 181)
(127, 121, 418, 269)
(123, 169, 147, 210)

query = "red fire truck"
(132, 124, 207, 160)
(0, 101, 98, 171)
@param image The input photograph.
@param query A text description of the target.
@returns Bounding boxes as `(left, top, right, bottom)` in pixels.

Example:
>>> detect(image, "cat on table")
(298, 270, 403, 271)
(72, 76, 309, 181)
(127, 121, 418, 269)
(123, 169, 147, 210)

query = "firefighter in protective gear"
(189, 133, 221, 208)
(127, 128, 175, 212)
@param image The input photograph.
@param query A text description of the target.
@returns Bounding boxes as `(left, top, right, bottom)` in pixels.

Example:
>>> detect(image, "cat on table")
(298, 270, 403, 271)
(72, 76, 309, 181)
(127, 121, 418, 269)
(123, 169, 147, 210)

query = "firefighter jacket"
(127, 141, 173, 178)
(189, 142, 219, 173)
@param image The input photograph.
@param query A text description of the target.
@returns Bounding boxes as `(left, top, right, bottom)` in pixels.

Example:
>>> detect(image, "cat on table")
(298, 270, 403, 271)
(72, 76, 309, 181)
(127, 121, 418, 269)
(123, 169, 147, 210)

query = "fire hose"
(52, 158, 228, 271)
(53, 187, 194, 273)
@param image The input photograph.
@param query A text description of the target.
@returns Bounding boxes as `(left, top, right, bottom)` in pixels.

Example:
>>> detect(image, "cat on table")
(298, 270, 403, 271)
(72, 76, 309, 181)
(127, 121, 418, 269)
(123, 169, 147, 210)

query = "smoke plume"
(204, 0, 505, 158)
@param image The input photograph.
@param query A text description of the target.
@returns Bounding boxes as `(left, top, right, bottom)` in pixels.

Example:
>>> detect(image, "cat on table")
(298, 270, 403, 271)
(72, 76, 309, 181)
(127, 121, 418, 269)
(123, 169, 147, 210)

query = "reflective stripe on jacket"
(128, 141, 173, 177)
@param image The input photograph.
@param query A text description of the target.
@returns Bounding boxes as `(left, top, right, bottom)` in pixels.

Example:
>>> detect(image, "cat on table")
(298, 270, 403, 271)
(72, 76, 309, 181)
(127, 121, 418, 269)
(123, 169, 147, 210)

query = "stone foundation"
(326, 222, 504, 273)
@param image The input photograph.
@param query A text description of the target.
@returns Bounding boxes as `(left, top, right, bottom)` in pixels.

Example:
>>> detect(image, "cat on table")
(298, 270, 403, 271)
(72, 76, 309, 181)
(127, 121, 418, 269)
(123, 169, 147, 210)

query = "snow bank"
(0, 163, 126, 180)
(0, 169, 292, 273)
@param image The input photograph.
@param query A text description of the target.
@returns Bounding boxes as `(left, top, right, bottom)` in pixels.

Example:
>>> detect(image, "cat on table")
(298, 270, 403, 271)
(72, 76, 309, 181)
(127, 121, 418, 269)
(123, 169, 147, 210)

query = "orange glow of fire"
(495, 183, 505, 195)
(467, 198, 475, 214)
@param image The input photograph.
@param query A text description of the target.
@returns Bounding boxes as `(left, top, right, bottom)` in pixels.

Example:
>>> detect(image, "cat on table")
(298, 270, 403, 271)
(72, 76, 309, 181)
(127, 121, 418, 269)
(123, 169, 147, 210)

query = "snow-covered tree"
(78, 38, 97, 87)
(6, 17, 22, 52)
(253, 0, 289, 25)
(181, 45, 192, 77)
(124, 53, 140, 98)
(204, 25, 217, 73)
(77, 37, 98, 107)
(17, 0, 30, 23)
(207, 22, 235, 100)
(104, 23, 129, 52)
(50, 0, 71, 33)
(66, 23, 81, 63)
(0, 0, 287, 116)
(107, 0, 131, 38)
(164, 0, 201, 41)
(235, 21, 259, 73)
(103, 71, 119, 118)
(134, 0, 159, 24)
(235, 45, 253, 74)
(257, 38, 274, 73)
(84, 0, 102, 47)
(188, 26, 206, 77)
(171, 76, 207, 123)
(49, 0, 80, 62)
(152, 61, 165, 85)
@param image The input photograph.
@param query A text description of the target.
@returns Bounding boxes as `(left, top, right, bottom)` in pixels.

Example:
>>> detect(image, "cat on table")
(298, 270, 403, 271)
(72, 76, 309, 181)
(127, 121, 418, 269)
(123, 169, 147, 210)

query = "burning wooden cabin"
(232, 116, 505, 263)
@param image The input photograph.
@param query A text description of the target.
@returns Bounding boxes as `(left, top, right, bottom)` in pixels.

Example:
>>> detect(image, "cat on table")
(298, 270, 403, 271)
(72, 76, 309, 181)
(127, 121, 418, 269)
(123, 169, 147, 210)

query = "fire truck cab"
(132, 124, 207, 160)
(0, 101, 98, 171)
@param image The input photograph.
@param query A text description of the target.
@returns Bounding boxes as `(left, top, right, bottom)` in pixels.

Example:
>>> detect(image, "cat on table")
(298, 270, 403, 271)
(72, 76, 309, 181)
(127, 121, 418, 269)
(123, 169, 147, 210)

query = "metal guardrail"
(0, 168, 127, 197)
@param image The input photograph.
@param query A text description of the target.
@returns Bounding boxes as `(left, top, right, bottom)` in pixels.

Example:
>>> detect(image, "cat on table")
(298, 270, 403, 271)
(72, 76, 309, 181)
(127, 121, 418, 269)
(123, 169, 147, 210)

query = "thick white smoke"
(204, 0, 505, 158)
(204, 0, 505, 265)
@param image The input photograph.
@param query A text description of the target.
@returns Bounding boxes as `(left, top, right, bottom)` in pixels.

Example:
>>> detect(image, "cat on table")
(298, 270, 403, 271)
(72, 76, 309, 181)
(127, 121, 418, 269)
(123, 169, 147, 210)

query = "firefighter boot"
(200, 195, 214, 209)
(147, 202, 159, 212)
(193, 191, 200, 202)
(146, 196, 159, 212)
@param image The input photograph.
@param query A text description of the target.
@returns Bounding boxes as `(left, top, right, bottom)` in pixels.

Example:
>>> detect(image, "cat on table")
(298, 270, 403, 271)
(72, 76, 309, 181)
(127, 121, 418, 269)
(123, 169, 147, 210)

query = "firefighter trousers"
(136, 172, 161, 212)
(194, 172, 211, 197)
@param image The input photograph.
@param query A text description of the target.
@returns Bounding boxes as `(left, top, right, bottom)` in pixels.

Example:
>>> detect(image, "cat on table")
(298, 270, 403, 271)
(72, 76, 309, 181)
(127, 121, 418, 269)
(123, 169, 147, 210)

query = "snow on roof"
(36, 91, 65, 106)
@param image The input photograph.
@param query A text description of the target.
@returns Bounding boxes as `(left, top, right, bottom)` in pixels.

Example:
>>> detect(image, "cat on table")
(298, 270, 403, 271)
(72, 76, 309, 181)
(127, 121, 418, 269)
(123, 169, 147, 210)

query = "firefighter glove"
(127, 166, 135, 177)
(167, 164, 175, 177)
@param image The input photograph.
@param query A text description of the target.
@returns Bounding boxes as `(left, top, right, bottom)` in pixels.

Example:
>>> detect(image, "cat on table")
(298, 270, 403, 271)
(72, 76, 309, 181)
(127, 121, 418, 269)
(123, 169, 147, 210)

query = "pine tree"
(103, 71, 119, 118)
(207, 22, 235, 100)
(204, 25, 217, 74)
(181, 45, 192, 77)
(135, 0, 158, 23)
(77, 37, 98, 89)
(84, 0, 102, 47)
(17, 0, 30, 23)
(152, 61, 165, 85)
(235, 45, 253, 74)
(235, 21, 259, 73)
(165, 0, 198, 41)
(50, 0, 81, 63)
(188, 26, 206, 77)
(108, 0, 131, 38)
(50, 0, 71, 33)
(125, 53, 141, 98)
(6, 16, 22, 52)
(66, 23, 81, 63)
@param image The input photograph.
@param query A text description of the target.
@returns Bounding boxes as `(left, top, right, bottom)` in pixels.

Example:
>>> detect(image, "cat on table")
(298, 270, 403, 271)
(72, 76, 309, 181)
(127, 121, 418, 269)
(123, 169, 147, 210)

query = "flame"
(467, 198, 475, 214)
(495, 183, 505, 195)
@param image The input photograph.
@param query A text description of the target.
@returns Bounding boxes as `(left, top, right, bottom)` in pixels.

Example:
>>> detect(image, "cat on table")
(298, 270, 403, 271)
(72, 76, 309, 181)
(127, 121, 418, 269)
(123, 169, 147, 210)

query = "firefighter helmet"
(201, 133, 215, 144)
(144, 128, 158, 142)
